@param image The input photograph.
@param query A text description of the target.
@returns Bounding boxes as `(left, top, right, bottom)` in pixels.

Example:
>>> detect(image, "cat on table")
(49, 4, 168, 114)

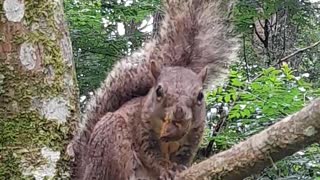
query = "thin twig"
(254, 24, 265, 45)
(243, 35, 250, 81)
(276, 40, 320, 64)
(250, 40, 320, 82)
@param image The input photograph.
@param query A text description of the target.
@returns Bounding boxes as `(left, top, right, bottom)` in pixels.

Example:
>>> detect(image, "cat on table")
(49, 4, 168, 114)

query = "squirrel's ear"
(198, 66, 208, 84)
(150, 60, 161, 81)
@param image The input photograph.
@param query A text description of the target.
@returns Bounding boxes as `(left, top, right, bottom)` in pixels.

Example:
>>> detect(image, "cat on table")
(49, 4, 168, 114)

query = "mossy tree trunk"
(0, 0, 79, 179)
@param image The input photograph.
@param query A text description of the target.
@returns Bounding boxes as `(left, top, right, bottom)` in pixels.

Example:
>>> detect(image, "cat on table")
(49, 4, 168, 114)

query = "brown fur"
(69, 0, 240, 179)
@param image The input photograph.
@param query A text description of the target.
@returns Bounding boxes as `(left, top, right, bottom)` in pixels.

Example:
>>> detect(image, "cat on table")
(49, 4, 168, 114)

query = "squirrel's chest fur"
(113, 96, 184, 159)
(90, 96, 188, 179)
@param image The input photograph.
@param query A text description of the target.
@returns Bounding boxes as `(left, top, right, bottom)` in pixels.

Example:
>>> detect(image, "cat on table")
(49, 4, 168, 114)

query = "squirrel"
(68, 0, 240, 179)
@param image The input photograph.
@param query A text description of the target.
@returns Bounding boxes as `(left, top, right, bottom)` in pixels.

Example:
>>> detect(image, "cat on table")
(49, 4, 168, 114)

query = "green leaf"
(225, 94, 231, 103)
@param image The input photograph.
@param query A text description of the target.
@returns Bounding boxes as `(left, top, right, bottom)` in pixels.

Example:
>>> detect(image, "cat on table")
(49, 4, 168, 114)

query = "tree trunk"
(0, 0, 79, 179)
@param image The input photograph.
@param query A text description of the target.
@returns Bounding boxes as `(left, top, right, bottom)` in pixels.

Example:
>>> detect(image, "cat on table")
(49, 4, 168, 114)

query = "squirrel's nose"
(177, 106, 183, 113)
(174, 105, 184, 119)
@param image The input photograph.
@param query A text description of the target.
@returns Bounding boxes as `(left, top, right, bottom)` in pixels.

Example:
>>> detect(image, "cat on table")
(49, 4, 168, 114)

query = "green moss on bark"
(14, 31, 66, 95)
(0, 151, 25, 179)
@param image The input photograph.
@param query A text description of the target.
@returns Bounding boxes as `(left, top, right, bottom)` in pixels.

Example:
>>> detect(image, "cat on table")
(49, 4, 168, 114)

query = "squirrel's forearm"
(138, 127, 173, 171)
(172, 125, 205, 166)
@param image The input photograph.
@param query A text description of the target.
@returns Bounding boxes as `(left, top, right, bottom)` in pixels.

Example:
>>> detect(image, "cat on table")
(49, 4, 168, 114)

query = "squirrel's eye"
(156, 85, 163, 100)
(197, 92, 204, 104)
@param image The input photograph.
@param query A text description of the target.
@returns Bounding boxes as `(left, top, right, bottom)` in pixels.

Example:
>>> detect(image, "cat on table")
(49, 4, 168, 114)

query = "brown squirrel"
(69, 0, 240, 179)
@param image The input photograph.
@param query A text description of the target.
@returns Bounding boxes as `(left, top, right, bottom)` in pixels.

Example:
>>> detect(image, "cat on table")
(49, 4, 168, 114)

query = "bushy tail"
(70, 0, 240, 178)
(152, 0, 240, 88)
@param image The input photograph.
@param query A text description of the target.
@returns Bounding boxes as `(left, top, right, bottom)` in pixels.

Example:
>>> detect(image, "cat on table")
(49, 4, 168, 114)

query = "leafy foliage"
(204, 64, 320, 178)
(257, 143, 320, 179)
(202, 0, 320, 178)
(64, 0, 159, 97)
(205, 64, 319, 149)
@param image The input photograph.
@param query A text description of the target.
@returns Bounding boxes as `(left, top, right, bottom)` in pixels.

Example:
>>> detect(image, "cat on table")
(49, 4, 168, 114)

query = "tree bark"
(175, 98, 320, 180)
(0, 0, 79, 179)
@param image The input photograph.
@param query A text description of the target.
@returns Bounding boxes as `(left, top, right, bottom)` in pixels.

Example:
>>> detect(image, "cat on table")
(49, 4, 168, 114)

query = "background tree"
(0, 0, 79, 179)
(233, 0, 320, 81)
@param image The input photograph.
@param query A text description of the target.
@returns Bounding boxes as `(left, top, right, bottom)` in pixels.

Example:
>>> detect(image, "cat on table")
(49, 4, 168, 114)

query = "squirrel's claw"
(158, 164, 187, 180)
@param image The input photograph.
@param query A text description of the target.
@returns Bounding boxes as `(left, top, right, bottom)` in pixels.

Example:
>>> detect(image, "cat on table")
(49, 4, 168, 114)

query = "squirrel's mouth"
(160, 134, 184, 142)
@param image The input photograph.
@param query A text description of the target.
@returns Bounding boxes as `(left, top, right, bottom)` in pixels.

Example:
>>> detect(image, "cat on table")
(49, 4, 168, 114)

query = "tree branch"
(276, 40, 320, 65)
(254, 23, 266, 45)
(176, 98, 320, 180)
(250, 40, 320, 82)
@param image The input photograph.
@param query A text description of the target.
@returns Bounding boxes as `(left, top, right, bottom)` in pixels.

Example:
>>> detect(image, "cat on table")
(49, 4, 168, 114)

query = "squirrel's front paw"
(173, 164, 187, 172)
(159, 168, 175, 180)
(158, 164, 187, 180)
